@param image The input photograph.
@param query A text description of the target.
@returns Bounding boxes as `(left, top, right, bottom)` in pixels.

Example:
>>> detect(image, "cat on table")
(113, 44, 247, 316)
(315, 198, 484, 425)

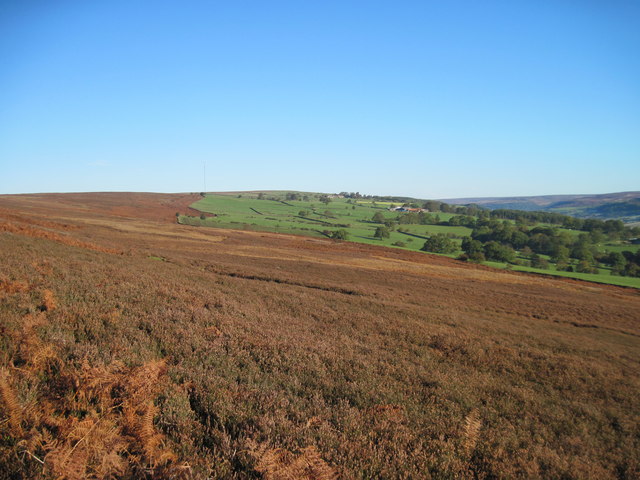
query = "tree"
(374, 226, 390, 239)
(483, 241, 515, 263)
(461, 237, 483, 255)
(421, 234, 457, 254)
(576, 260, 599, 274)
(624, 262, 640, 277)
(319, 195, 331, 205)
(551, 245, 570, 264)
(330, 229, 349, 240)
(589, 229, 605, 244)
(372, 212, 385, 223)
(510, 230, 529, 249)
(298, 210, 309, 217)
(521, 245, 533, 258)
(467, 251, 486, 263)
(423, 200, 441, 212)
(606, 252, 627, 270)
(530, 254, 549, 269)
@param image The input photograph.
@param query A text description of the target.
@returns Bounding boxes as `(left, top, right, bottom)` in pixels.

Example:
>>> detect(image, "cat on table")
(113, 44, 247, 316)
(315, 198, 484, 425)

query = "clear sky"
(1, 1, 638, 198)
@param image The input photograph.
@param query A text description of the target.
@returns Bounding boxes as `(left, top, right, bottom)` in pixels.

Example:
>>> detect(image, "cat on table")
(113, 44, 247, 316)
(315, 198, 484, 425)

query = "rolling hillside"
(441, 191, 640, 223)
(0, 193, 639, 479)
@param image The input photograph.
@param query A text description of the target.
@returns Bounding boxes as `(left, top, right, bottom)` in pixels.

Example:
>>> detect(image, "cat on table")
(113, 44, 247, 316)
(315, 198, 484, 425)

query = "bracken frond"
(255, 444, 338, 480)
(463, 408, 482, 454)
(0, 368, 23, 436)
(45, 443, 89, 480)
(29, 344, 60, 374)
(126, 359, 167, 404)
(137, 402, 164, 462)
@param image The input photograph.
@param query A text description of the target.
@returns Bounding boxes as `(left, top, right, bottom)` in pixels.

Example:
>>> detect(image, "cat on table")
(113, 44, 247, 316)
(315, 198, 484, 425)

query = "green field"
(185, 193, 466, 253)
(182, 192, 640, 288)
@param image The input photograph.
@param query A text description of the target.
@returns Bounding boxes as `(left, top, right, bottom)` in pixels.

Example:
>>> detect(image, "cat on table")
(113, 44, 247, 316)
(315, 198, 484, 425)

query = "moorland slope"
(0, 193, 638, 479)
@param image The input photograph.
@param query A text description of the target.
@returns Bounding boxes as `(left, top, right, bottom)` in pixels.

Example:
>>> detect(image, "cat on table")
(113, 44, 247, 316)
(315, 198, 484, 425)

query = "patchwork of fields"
(182, 192, 640, 289)
(185, 193, 469, 248)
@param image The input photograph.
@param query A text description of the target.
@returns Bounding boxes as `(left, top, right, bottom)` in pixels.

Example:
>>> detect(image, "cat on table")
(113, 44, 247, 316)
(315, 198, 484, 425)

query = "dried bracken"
(42, 289, 57, 312)
(0, 369, 23, 436)
(0, 311, 179, 479)
(254, 444, 338, 480)
(0, 278, 29, 297)
(463, 408, 482, 455)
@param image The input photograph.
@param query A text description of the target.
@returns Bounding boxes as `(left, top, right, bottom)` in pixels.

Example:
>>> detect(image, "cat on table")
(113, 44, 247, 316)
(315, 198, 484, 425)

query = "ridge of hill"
(440, 191, 640, 223)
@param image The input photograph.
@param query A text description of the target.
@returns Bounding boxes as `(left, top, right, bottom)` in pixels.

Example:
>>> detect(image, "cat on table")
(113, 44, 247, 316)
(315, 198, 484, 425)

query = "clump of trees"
(457, 217, 640, 277)
(422, 234, 457, 254)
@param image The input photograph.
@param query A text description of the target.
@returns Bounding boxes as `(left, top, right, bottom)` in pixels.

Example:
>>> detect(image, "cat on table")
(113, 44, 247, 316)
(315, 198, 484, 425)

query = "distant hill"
(440, 191, 640, 223)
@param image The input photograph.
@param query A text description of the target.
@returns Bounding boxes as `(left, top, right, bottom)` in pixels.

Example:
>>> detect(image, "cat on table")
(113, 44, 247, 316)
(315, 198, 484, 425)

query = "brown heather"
(0, 192, 639, 479)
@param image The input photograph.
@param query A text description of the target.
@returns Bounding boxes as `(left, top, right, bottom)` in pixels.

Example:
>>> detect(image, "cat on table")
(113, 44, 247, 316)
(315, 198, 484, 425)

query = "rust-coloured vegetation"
(252, 444, 337, 480)
(0, 192, 639, 479)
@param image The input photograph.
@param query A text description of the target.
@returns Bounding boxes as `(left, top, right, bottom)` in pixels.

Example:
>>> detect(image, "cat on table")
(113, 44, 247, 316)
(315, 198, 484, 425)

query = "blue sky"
(1, 1, 638, 198)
